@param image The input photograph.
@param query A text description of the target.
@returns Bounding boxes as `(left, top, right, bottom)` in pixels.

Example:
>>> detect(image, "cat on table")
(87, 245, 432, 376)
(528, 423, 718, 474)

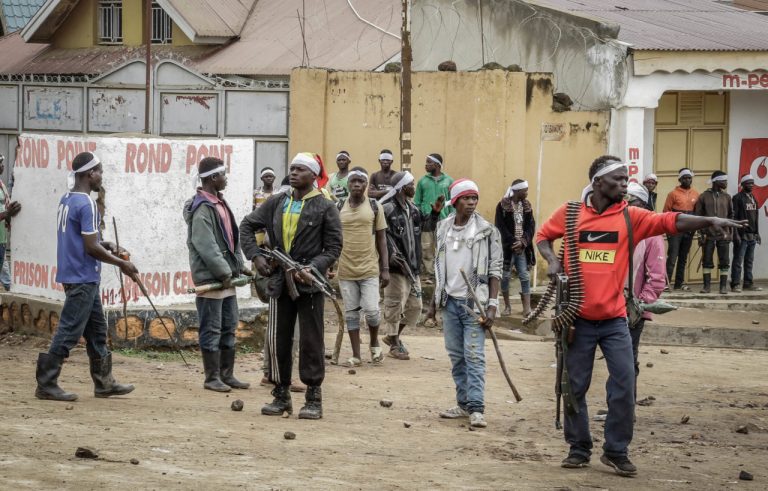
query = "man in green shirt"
(414, 153, 453, 284)
(326, 151, 351, 200)
(0, 154, 21, 291)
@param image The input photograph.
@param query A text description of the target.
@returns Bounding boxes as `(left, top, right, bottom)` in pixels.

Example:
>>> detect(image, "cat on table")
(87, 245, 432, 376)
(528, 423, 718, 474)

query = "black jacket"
(494, 199, 536, 267)
(732, 191, 760, 242)
(240, 191, 342, 297)
(383, 197, 438, 276)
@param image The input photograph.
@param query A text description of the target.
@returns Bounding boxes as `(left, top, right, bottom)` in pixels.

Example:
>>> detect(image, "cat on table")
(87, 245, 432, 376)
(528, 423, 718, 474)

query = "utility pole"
(400, 0, 412, 172)
(144, 0, 152, 134)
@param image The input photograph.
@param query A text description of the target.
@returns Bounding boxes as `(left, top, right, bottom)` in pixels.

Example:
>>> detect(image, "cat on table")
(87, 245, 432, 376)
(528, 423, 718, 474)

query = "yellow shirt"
(282, 189, 321, 252)
(338, 199, 388, 280)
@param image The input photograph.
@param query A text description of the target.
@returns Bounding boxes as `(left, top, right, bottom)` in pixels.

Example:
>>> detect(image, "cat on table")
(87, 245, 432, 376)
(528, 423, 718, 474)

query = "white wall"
(727, 91, 768, 279)
(11, 133, 255, 305)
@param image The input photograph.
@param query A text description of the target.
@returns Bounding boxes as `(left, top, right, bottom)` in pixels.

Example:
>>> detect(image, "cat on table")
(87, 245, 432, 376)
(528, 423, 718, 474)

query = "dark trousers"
(731, 240, 756, 287)
(565, 317, 634, 459)
(630, 319, 645, 398)
(195, 296, 238, 351)
(702, 238, 730, 273)
(49, 283, 109, 359)
(666, 233, 693, 288)
(267, 291, 325, 387)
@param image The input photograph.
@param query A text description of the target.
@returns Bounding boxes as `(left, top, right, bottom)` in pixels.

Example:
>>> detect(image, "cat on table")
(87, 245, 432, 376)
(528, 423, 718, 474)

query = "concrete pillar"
(609, 106, 650, 183)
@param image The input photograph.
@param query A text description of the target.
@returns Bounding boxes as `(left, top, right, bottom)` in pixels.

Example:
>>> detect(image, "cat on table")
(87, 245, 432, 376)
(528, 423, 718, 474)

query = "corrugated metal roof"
(533, 0, 768, 51)
(192, 0, 401, 75)
(0, 0, 45, 32)
(158, 0, 257, 39)
(0, 32, 217, 75)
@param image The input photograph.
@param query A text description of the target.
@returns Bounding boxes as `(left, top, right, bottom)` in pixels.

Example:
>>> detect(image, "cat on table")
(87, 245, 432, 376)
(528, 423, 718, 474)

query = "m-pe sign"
(12, 133, 255, 306)
(739, 138, 768, 209)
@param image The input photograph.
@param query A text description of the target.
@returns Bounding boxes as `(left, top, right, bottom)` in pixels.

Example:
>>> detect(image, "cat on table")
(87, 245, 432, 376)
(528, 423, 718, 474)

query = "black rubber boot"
(298, 386, 323, 420)
(90, 353, 135, 398)
(35, 353, 78, 401)
(219, 347, 250, 389)
(719, 274, 729, 295)
(700, 273, 711, 293)
(262, 385, 292, 415)
(201, 350, 231, 392)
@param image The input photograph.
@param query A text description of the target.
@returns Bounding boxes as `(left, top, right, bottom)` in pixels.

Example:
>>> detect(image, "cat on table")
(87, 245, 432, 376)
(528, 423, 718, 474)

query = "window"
(151, 1, 172, 44)
(98, 0, 123, 44)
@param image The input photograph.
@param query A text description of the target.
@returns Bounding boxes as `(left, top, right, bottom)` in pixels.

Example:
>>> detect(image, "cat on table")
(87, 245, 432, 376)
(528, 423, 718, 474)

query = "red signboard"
(739, 138, 768, 209)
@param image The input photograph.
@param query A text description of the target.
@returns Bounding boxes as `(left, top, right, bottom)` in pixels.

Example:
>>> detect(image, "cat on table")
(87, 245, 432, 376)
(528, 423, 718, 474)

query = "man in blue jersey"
(35, 152, 139, 402)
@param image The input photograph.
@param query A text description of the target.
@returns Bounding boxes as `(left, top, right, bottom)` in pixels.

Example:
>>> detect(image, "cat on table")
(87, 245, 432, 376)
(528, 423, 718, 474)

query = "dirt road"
(1, 330, 766, 490)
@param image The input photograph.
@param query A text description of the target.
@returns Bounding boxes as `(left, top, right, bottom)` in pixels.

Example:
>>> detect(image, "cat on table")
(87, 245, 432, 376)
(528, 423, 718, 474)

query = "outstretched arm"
(675, 214, 746, 235)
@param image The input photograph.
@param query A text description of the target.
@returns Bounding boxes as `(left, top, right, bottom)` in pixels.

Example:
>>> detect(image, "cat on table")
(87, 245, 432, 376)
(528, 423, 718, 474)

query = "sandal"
(343, 357, 362, 368)
(370, 346, 384, 365)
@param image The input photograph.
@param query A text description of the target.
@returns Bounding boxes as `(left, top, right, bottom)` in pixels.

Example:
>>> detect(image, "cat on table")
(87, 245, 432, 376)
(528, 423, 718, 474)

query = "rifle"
(386, 235, 421, 297)
(554, 273, 578, 429)
(186, 275, 253, 294)
(256, 247, 347, 365)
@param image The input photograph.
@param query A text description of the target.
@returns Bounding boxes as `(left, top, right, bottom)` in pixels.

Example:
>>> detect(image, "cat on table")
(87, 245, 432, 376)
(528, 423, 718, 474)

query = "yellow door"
(653, 91, 729, 284)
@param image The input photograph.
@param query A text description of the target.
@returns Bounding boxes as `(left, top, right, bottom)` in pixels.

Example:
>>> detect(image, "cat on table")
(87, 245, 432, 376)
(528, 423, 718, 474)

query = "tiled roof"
(1, 0, 45, 32)
(534, 0, 768, 51)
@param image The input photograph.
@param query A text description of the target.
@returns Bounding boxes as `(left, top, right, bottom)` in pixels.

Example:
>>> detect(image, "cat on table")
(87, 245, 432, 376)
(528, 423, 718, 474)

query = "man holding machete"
(35, 152, 138, 402)
(184, 157, 251, 393)
(427, 179, 503, 429)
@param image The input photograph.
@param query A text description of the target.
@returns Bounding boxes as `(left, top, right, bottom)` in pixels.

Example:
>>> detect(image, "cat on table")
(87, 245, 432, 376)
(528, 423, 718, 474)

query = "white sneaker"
(439, 406, 469, 419)
(470, 412, 487, 428)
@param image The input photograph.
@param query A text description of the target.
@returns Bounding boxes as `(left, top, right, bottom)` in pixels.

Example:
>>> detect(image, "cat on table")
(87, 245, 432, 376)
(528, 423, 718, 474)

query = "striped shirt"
(56, 192, 101, 284)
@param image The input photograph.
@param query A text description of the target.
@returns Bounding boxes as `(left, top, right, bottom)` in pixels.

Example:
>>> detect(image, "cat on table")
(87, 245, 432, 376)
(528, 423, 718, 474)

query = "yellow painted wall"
(52, 0, 96, 48)
(52, 0, 193, 47)
(290, 68, 609, 284)
(290, 68, 608, 221)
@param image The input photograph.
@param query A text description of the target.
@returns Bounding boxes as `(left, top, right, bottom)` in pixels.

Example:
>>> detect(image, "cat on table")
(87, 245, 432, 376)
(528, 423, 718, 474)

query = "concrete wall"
(727, 91, 768, 279)
(289, 68, 609, 265)
(11, 133, 255, 306)
(411, 0, 628, 110)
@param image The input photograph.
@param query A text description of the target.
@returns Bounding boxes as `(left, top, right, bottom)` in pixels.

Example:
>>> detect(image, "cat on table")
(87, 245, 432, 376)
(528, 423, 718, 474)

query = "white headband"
(379, 152, 394, 161)
(708, 174, 728, 184)
(679, 169, 694, 178)
(291, 153, 320, 176)
(627, 182, 649, 204)
(336, 152, 349, 161)
(378, 171, 414, 204)
(504, 180, 529, 198)
(581, 161, 627, 202)
(68, 154, 101, 191)
(427, 155, 442, 166)
(741, 174, 755, 184)
(199, 165, 227, 178)
(450, 179, 480, 205)
(347, 170, 368, 181)
(260, 169, 275, 177)
(643, 173, 657, 182)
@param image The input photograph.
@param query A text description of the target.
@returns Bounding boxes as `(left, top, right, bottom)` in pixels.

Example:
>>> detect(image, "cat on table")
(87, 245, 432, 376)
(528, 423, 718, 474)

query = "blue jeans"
(731, 239, 756, 287)
(195, 296, 238, 352)
(565, 316, 634, 459)
(501, 252, 530, 294)
(0, 244, 9, 290)
(49, 283, 109, 359)
(442, 296, 486, 414)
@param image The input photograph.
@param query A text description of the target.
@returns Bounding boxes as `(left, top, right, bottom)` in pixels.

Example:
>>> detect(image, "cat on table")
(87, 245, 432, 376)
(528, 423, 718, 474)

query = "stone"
(231, 400, 244, 412)
(646, 362, 654, 368)
(284, 431, 296, 440)
(597, 409, 608, 415)
(130, 458, 139, 465)
(437, 61, 457, 72)
(348, 369, 356, 375)
(739, 471, 754, 481)
(65, 405, 74, 410)
(403, 422, 412, 428)
(736, 425, 749, 434)
(660, 349, 670, 354)
(380, 399, 393, 408)
(680, 415, 690, 424)
(752, 320, 760, 325)
(637, 397, 654, 407)
(75, 447, 98, 459)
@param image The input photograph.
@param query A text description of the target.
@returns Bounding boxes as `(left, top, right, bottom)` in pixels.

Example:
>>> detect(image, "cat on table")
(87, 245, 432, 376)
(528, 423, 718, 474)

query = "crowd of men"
(27, 149, 751, 478)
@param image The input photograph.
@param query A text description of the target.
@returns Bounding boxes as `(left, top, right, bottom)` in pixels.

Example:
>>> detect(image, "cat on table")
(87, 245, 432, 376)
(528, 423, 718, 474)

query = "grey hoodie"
(183, 190, 244, 287)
